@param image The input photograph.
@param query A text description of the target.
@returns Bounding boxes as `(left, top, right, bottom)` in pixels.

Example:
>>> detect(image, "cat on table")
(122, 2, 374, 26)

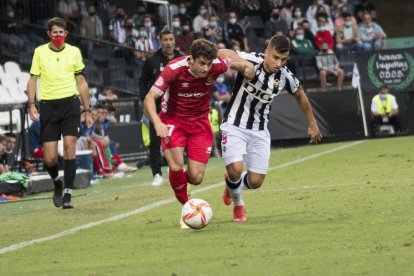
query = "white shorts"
(220, 123, 270, 174)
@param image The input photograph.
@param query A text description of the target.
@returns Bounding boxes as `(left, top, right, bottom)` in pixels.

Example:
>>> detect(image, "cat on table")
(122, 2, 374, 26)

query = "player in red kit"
(144, 38, 254, 228)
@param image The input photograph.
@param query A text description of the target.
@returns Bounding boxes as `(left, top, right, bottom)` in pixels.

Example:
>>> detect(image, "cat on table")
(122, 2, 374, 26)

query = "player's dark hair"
(190, 38, 217, 61)
(95, 103, 106, 110)
(4, 132, 16, 139)
(159, 28, 174, 40)
(267, 35, 290, 53)
(47, 17, 67, 31)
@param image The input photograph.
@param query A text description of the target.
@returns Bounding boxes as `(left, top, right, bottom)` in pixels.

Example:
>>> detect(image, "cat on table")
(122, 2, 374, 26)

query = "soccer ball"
(181, 199, 212, 229)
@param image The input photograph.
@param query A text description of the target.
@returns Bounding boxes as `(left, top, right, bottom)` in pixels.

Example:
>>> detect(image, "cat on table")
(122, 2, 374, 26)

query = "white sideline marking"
(0, 141, 363, 255)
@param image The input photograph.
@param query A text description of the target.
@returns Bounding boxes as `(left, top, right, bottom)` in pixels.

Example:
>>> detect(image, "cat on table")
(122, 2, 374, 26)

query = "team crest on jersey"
(273, 80, 280, 88)
(155, 76, 164, 87)
(205, 76, 214, 85)
(182, 82, 189, 88)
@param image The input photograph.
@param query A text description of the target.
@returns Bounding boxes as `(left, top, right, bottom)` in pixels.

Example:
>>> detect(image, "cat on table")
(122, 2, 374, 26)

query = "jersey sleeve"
(282, 67, 300, 94)
(237, 51, 264, 64)
(30, 49, 40, 76)
(212, 57, 230, 75)
(150, 64, 175, 96)
(74, 47, 85, 74)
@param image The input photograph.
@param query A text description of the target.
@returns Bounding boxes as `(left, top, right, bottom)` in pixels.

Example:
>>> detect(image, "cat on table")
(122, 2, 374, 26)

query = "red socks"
(169, 169, 188, 205)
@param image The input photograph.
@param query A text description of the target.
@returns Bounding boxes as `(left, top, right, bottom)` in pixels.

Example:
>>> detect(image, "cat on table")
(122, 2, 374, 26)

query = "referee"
(27, 17, 93, 209)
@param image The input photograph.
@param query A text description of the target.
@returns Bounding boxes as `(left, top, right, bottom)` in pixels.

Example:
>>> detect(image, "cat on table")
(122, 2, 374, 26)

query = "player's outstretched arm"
(143, 90, 169, 137)
(217, 49, 255, 80)
(294, 87, 322, 144)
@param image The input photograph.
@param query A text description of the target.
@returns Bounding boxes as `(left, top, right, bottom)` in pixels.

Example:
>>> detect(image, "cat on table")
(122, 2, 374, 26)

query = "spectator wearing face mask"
(335, 12, 362, 54)
(306, 0, 331, 23)
(177, 2, 193, 27)
(314, 17, 334, 50)
(264, 7, 289, 40)
(301, 20, 315, 46)
(175, 23, 194, 55)
(132, 4, 146, 27)
(132, 25, 154, 70)
(310, 5, 334, 36)
(280, 0, 295, 27)
(354, 0, 376, 23)
(370, 84, 401, 135)
(172, 15, 182, 36)
(212, 75, 231, 117)
(193, 5, 209, 34)
(289, 6, 304, 37)
(291, 27, 317, 64)
(223, 11, 249, 51)
(109, 7, 127, 45)
(202, 15, 223, 44)
(142, 15, 158, 50)
(358, 13, 386, 51)
(316, 41, 344, 91)
(334, 5, 357, 31)
(80, 4, 103, 58)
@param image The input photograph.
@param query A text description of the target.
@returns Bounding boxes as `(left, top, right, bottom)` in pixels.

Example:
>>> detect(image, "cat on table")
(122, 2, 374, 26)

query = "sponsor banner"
(355, 48, 414, 92)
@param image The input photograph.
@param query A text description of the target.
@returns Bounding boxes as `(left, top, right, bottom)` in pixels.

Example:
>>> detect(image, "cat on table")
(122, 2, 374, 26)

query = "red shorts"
(161, 116, 213, 164)
(30, 147, 44, 159)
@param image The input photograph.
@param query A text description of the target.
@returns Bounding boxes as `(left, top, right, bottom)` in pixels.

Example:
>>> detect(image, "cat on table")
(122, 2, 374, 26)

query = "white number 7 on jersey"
(166, 124, 175, 136)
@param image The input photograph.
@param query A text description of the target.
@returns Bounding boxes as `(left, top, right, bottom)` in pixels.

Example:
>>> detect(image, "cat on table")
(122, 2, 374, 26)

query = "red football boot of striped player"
(223, 173, 232, 205)
(233, 205, 247, 222)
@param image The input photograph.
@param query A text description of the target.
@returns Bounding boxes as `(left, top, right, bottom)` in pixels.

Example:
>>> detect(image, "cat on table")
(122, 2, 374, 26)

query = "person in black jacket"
(138, 29, 183, 186)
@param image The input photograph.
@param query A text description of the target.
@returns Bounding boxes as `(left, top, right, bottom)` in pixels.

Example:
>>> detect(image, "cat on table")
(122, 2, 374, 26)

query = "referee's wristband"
(82, 108, 92, 113)
(27, 101, 36, 106)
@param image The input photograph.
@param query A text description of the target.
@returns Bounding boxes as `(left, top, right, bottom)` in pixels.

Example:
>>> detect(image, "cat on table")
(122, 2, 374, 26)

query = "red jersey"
(150, 55, 229, 121)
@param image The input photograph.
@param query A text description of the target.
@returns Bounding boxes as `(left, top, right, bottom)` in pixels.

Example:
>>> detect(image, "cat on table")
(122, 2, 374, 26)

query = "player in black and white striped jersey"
(217, 35, 322, 222)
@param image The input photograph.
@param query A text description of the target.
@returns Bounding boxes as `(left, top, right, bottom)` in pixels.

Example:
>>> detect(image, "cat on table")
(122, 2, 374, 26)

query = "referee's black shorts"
(39, 95, 80, 143)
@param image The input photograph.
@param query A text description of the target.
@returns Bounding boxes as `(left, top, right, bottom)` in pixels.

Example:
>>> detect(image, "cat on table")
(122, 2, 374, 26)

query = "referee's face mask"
(48, 26, 68, 49)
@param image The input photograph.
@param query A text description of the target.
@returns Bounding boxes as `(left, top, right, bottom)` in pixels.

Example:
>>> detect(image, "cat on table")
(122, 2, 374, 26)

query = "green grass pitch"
(0, 136, 413, 275)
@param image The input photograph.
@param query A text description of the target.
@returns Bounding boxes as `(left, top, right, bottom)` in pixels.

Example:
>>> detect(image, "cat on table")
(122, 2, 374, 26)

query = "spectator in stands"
(280, 0, 295, 27)
(354, 0, 376, 23)
(175, 23, 194, 55)
(330, 0, 343, 20)
(316, 41, 344, 90)
(132, 25, 155, 70)
(106, 105, 117, 123)
(339, 0, 356, 16)
(314, 17, 334, 50)
(301, 20, 315, 45)
(0, 135, 9, 174)
(57, 0, 80, 31)
(306, 0, 331, 23)
(310, 5, 334, 36)
(204, 0, 218, 16)
(268, 0, 283, 8)
(109, 7, 127, 56)
(291, 27, 317, 64)
(212, 74, 231, 118)
(242, 0, 262, 18)
(95, 0, 116, 27)
(4, 133, 16, 168)
(202, 15, 223, 44)
(158, 3, 179, 26)
(359, 13, 386, 51)
(172, 15, 182, 36)
(264, 7, 289, 39)
(370, 84, 401, 135)
(0, 2, 27, 50)
(143, 15, 158, 50)
(98, 86, 118, 103)
(289, 6, 305, 37)
(80, 4, 104, 58)
(223, 12, 250, 51)
(334, 5, 357, 31)
(138, 29, 183, 186)
(132, 4, 146, 27)
(177, 2, 193, 28)
(28, 119, 43, 159)
(193, 5, 210, 34)
(335, 12, 362, 54)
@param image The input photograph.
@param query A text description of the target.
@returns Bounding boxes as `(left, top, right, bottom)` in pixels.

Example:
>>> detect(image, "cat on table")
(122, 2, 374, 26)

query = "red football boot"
(223, 173, 233, 205)
(233, 205, 247, 222)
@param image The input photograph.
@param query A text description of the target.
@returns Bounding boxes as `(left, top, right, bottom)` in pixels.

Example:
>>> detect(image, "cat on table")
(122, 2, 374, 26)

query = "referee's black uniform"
(138, 48, 182, 177)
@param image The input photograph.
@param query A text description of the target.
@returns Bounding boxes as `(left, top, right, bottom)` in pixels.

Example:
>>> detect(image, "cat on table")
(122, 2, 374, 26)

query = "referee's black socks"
(64, 159, 76, 190)
(45, 163, 60, 181)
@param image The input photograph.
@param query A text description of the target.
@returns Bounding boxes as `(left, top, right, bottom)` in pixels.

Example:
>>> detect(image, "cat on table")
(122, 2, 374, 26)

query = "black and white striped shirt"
(223, 51, 300, 130)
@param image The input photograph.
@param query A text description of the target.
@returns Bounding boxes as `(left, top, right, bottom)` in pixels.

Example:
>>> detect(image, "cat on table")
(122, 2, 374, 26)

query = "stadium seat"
(83, 59, 98, 70)
(339, 52, 355, 79)
(108, 58, 128, 69)
(0, 64, 4, 77)
(0, 74, 28, 103)
(89, 47, 111, 64)
(85, 68, 104, 87)
(17, 72, 30, 93)
(4, 61, 21, 79)
(0, 85, 14, 104)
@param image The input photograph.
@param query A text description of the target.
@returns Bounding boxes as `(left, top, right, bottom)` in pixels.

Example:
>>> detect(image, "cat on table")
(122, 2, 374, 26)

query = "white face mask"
(317, 0, 324, 5)
(229, 18, 237, 24)
(179, 8, 186, 14)
(216, 76, 225, 84)
(172, 21, 180, 27)
(89, 87, 97, 95)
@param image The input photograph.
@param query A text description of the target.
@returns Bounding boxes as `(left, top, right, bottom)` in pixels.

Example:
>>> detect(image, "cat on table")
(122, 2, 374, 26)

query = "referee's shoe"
(53, 179, 63, 207)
